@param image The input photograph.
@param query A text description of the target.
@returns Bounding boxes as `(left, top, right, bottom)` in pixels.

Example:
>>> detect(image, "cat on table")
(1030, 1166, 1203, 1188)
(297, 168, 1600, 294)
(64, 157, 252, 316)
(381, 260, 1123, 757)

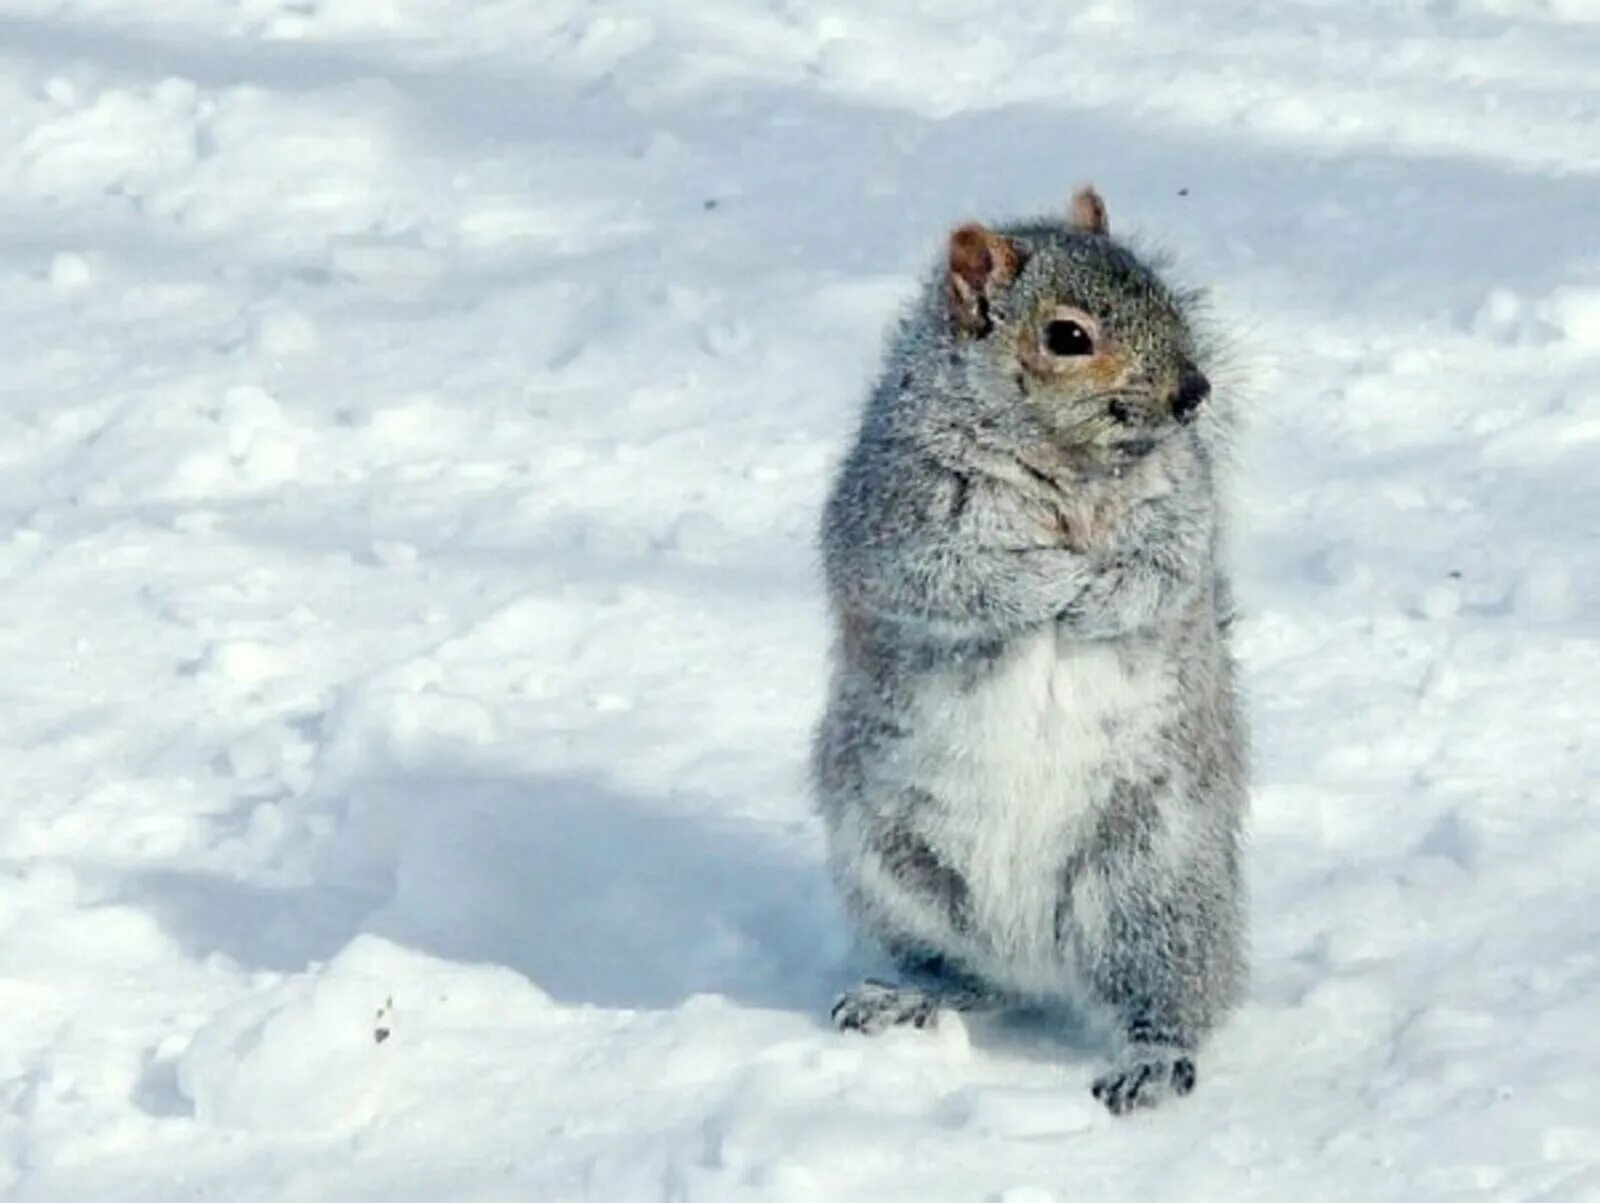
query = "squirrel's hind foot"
(830, 979, 944, 1035)
(1091, 1046, 1197, 1116)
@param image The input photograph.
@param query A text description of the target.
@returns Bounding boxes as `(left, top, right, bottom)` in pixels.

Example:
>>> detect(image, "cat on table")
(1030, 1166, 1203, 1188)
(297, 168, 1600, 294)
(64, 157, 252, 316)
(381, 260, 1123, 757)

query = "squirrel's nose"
(1172, 369, 1210, 423)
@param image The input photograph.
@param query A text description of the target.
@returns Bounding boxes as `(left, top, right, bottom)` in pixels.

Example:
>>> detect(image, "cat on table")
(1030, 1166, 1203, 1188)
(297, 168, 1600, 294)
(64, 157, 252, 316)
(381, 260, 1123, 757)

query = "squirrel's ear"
(1069, 185, 1109, 236)
(947, 223, 1021, 336)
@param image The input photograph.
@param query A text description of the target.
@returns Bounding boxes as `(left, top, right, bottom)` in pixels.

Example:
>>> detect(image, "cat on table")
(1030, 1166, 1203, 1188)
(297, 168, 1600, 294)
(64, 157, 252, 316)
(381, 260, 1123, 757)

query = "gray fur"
(812, 204, 1247, 1115)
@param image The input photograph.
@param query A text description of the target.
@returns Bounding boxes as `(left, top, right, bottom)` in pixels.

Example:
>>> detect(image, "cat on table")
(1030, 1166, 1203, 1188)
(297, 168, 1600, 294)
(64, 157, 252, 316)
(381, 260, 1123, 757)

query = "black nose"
(1172, 370, 1210, 422)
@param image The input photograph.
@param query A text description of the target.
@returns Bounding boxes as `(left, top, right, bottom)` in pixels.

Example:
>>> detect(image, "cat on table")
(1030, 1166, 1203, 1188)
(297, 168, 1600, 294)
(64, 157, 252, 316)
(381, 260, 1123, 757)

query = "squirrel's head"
(942, 187, 1211, 465)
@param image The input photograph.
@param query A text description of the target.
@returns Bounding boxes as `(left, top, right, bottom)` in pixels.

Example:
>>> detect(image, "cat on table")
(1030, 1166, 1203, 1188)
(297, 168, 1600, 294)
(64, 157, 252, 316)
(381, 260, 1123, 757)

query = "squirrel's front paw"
(1091, 1047, 1197, 1115)
(830, 980, 940, 1035)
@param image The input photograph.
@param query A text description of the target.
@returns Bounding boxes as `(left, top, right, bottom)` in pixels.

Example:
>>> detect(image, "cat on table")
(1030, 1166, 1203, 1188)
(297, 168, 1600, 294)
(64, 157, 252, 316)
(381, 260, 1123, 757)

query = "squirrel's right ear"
(947, 223, 1021, 337)
(1069, 185, 1110, 236)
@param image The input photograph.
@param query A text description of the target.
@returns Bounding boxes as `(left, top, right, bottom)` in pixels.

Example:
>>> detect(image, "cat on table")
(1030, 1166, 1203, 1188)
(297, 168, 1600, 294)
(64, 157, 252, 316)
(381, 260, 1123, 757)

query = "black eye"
(1044, 319, 1094, 357)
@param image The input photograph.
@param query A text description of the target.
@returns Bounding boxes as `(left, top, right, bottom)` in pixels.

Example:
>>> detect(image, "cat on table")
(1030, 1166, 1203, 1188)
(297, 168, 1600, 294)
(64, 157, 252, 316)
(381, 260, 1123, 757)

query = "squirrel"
(811, 186, 1247, 1116)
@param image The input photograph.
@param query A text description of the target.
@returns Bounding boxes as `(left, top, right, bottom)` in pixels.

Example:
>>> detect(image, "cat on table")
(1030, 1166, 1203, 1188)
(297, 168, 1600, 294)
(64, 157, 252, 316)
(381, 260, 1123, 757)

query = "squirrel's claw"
(1091, 1050, 1198, 1115)
(830, 980, 940, 1035)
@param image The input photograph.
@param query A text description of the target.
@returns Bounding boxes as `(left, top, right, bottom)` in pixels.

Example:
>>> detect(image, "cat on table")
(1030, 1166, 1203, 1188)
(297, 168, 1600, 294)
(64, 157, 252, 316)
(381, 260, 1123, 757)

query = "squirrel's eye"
(1043, 319, 1094, 357)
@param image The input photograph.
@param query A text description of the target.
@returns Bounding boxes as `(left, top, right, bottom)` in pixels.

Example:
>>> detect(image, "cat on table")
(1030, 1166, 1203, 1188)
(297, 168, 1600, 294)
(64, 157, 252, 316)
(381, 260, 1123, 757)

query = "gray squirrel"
(812, 187, 1247, 1115)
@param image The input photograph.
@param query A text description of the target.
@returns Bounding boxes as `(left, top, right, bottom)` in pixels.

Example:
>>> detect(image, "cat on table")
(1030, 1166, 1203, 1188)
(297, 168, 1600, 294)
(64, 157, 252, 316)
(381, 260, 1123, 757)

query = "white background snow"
(0, 1, 1597, 1199)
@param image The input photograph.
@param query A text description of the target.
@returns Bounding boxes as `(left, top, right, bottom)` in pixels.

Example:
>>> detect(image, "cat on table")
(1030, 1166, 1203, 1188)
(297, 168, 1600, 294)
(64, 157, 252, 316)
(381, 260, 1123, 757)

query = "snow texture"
(0, 1, 1597, 1200)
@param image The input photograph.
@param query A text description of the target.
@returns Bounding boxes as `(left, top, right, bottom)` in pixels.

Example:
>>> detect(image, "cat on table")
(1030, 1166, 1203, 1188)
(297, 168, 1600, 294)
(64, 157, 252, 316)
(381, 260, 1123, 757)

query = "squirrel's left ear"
(1069, 185, 1110, 236)
(947, 223, 1022, 337)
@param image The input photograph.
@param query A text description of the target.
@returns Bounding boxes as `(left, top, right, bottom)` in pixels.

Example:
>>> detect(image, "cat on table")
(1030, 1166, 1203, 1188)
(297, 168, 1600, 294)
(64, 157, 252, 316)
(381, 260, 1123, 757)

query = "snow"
(0, 0, 1597, 1199)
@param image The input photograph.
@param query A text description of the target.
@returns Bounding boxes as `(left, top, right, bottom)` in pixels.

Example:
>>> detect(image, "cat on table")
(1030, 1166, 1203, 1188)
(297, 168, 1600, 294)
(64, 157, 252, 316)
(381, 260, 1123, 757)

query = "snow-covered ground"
(1, 1, 1597, 1199)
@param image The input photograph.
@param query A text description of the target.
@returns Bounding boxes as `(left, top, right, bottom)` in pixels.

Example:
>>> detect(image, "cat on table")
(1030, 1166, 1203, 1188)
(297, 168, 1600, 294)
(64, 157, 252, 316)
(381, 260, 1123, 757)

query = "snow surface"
(1, 1, 1598, 1200)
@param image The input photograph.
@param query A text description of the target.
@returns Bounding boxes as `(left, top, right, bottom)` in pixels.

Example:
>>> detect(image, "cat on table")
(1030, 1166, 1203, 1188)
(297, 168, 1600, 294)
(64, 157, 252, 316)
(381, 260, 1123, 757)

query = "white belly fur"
(896, 628, 1174, 996)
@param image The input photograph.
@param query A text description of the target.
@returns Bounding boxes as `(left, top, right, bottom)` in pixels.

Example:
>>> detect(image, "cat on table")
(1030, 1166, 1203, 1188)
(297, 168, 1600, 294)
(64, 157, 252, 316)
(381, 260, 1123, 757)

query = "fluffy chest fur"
(907, 626, 1173, 794)
(889, 627, 1176, 994)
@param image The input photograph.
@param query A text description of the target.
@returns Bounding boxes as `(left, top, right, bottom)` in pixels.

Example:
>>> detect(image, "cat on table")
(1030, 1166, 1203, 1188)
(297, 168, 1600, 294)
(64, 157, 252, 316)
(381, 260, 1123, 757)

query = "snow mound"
(177, 935, 550, 1131)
